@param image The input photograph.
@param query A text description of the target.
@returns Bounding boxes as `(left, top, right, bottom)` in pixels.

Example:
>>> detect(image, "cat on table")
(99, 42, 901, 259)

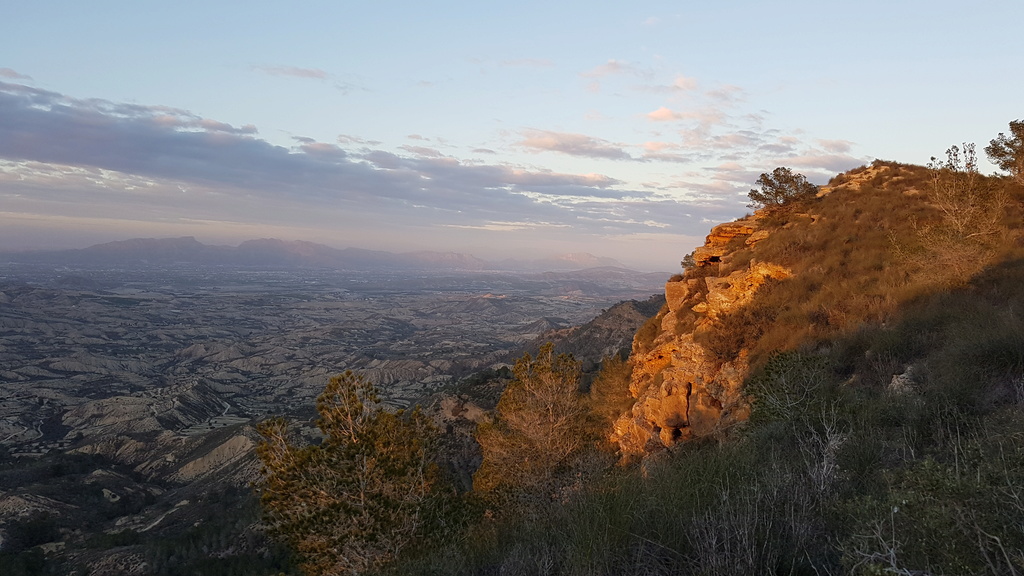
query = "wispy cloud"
(518, 129, 632, 160)
(579, 59, 650, 93)
(646, 107, 680, 122)
(643, 74, 698, 93)
(580, 59, 637, 78)
(817, 138, 855, 154)
(337, 134, 381, 146)
(399, 145, 445, 158)
(0, 68, 32, 80)
(640, 141, 693, 164)
(784, 153, 864, 174)
(444, 220, 572, 232)
(500, 58, 555, 68)
(707, 85, 746, 104)
(297, 141, 348, 160)
(255, 65, 329, 79)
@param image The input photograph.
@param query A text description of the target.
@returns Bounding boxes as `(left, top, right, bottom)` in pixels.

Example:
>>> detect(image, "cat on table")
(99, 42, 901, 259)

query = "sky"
(1, 1, 1021, 271)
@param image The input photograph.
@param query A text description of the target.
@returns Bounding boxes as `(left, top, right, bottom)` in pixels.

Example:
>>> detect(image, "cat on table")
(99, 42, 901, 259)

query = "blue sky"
(2, 1, 1021, 270)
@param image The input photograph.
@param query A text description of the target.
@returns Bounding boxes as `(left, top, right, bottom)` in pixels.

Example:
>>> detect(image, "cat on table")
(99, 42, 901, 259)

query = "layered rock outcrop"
(614, 217, 789, 456)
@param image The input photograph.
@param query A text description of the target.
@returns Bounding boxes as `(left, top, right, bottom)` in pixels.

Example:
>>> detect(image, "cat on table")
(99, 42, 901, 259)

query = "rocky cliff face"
(613, 216, 789, 456)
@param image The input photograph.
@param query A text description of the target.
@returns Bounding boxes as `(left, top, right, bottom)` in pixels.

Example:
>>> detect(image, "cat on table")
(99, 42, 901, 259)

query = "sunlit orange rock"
(692, 218, 758, 266)
(612, 220, 783, 458)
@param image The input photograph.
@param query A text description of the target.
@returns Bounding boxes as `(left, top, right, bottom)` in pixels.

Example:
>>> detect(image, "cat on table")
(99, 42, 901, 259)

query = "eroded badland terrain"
(0, 261, 664, 572)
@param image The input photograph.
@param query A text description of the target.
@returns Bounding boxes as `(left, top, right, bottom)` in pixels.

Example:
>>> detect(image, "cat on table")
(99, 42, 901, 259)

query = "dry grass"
(694, 164, 1023, 370)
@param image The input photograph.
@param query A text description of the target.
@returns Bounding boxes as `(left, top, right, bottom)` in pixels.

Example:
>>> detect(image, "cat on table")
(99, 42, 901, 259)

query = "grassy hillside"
(383, 159, 1024, 576)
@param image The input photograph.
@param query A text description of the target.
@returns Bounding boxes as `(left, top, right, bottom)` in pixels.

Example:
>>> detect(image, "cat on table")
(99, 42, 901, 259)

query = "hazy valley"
(0, 250, 666, 572)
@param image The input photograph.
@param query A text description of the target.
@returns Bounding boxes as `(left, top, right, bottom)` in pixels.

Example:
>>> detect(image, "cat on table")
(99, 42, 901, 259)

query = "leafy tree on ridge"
(985, 118, 1024, 184)
(747, 167, 819, 209)
(256, 371, 444, 576)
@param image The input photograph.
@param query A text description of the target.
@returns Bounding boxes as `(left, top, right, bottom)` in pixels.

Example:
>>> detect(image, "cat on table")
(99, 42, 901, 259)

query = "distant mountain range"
(0, 236, 629, 272)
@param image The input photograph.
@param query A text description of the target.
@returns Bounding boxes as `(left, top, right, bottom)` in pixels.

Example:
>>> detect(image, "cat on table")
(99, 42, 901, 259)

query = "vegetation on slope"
(0, 449, 292, 576)
(256, 372, 456, 576)
(256, 122, 1024, 575)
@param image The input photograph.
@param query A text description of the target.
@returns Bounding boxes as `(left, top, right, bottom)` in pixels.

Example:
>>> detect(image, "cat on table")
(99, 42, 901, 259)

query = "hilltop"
(386, 157, 1024, 576)
(616, 159, 1024, 455)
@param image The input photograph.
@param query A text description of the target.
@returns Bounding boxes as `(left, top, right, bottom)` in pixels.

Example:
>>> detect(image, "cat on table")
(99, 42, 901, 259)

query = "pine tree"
(473, 343, 587, 503)
(747, 167, 818, 209)
(985, 119, 1024, 184)
(256, 372, 441, 576)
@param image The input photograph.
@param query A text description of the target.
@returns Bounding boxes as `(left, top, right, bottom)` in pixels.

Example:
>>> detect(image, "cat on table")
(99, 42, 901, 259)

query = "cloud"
(399, 145, 445, 158)
(638, 141, 692, 163)
(706, 162, 748, 174)
(0, 82, 308, 191)
(444, 220, 572, 232)
(643, 141, 675, 152)
(643, 152, 694, 164)
(580, 59, 636, 78)
(500, 58, 555, 68)
(633, 98, 863, 186)
(783, 153, 865, 174)
(647, 107, 684, 122)
(817, 138, 855, 154)
(707, 85, 746, 104)
(504, 169, 620, 190)
(3, 80, 840, 265)
(646, 103, 727, 135)
(646, 106, 727, 125)
(643, 75, 698, 93)
(337, 134, 381, 146)
(298, 141, 348, 160)
(199, 118, 258, 134)
(0, 82, 658, 214)
(642, 153, 693, 164)
(704, 163, 764, 187)
(671, 75, 698, 91)
(0, 68, 31, 80)
(579, 59, 652, 93)
(518, 129, 632, 160)
(255, 65, 328, 79)
(757, 138, 800, 155)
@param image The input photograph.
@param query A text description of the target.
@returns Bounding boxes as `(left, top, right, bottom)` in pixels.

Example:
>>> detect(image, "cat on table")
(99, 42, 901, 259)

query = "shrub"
(473, 344, 590, 502)
(586, 353, 635, 442)
(256, 372, 449, 576)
